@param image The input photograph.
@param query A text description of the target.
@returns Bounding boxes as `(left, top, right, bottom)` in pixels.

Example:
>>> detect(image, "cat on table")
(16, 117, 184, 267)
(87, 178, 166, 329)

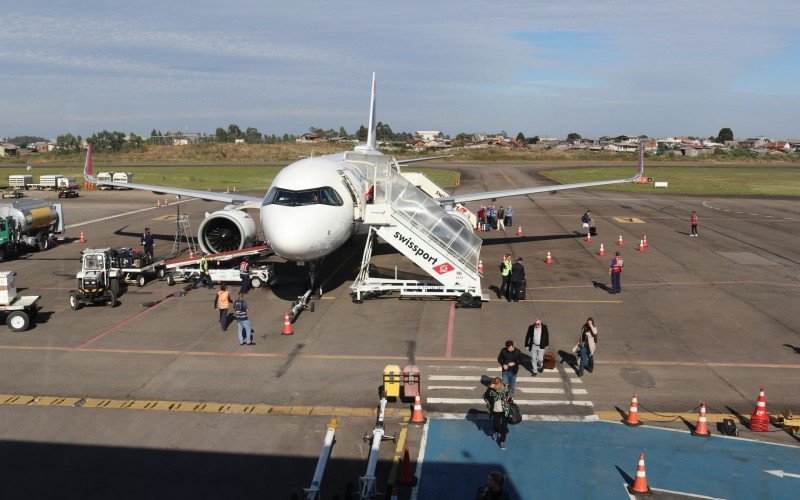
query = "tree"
(515, 132, 526, 142)
(215, 127, 228, 142)
(356, 125, 368, 141)
(338, 126, 348, 138)
(227, 124, 243, 140)
(244, 127, 263, 144)
(716, 128, 733, 143)
(529, 135, 540, 144)
(566, 132, 582, 141)
(55, 133, 81, 154)
(90, 130, 126, 152)
(375, 121, 393, 141)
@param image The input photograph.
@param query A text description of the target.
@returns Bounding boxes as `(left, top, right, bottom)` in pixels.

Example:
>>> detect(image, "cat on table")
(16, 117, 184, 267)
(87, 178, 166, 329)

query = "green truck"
(0, 199, 64, 261)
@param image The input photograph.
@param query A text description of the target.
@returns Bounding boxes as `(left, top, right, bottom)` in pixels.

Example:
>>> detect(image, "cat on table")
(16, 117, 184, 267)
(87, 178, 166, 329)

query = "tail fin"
(635, 141, 645, 180)
(355, 73, 378, 153)
(83, 141, 95, 181)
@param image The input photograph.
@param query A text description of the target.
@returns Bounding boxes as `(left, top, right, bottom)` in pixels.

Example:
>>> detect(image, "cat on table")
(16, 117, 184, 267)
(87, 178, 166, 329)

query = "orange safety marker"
(281, 311, 294, 335)
(157, 199, 161, 207)
(544, 251, 554, 265)
(624, 392, 643, 427)
(410, 394, 426, 425)
(516, 226, 522, 237)
(164, 198, 169, 206)
(478, 259, 484, 274)
(618, 235, 624, 246)
(627, 453, 653, 495)
(692, 402, 711, 437)
(398, 445, 417, 485)
(749, 387, 770, 432)
(476, 223, 482, 232)
(598, 243, 605, 256)
(585, 231, 592, 242)
(643, 234, 648, 247)
(637, 239, 646, 252)
(79, 231, 86, 243)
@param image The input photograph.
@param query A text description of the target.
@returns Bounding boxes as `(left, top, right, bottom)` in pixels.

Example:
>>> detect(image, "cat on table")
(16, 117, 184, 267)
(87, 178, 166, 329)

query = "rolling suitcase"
(543, 351, 556, 370)
(590, 226, 598, 236)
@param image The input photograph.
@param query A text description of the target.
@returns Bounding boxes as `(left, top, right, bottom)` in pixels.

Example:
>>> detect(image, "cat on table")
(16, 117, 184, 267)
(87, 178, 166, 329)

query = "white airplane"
(84, 73, 642, 304)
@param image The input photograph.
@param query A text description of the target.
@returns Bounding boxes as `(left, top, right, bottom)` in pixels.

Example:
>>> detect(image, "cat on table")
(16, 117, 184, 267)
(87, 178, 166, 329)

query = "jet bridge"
(348, 153, 487, 305)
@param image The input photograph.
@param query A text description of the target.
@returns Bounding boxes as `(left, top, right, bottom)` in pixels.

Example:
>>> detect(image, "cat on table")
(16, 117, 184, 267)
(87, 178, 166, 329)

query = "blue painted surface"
(416, 420, 800, 499)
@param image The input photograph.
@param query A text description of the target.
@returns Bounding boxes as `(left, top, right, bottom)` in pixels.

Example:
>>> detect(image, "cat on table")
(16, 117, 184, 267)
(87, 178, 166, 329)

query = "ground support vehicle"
(1, 190, 24, 199)
(112, 247, 166, 287)
(162, 245, 273, 288)
(1, 295, 41, 332)
(0, 199, 64, 261)
(57, 188, 79, 198)
(69, 248, 121, 309)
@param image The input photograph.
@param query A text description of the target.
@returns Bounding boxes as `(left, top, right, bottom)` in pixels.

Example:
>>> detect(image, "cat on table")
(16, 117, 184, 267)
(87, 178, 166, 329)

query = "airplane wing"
(396, 154, 452, 165)
(436, 143, 645, 205)
(82, 142, 263, 205)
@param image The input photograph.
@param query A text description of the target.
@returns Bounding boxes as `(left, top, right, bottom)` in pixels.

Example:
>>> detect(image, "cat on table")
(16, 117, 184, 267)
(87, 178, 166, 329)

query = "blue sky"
(1, 0, 798, 140)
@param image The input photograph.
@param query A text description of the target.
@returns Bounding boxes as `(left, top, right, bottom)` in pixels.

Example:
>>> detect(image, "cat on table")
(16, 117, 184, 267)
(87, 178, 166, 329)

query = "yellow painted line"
(395, 427, 408, 454)
(595, 411, 736, 423)
(496, 168, 518, 189)
(613, 217, 646, 224)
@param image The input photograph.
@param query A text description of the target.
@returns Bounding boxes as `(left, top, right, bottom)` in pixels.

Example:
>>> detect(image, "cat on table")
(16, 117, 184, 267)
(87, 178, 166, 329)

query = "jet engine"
(197, 210, 257, 254)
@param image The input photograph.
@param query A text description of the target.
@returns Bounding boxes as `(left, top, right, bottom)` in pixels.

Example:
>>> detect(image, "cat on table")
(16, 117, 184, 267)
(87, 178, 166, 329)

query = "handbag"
(508, 402, 522, 424)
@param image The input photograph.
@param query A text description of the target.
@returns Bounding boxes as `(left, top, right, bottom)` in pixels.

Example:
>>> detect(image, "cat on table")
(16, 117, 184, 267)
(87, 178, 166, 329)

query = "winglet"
(83, 141, 96, 182)
(634, 141, 645, 180)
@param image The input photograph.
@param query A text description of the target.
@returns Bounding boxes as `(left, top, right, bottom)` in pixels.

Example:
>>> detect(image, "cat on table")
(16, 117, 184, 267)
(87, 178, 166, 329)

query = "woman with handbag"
(575, 317, 598, 377)
(483, 377, 511, 450)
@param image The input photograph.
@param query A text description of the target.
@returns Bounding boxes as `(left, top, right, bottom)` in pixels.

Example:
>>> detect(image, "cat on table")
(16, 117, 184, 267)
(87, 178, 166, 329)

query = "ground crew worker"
(215, 284, 230, 332)
(690, 210, 699, 237)
(608, 251, 623, 294)
(504, 206, 513, 227)
(140, 227, 154, 261)
(500, 254, 512, 299)
(194, 253, 213, 289)
(233, 291, 254, 346)
(509, 257, 525, 302)
(239, 256, 251, 293)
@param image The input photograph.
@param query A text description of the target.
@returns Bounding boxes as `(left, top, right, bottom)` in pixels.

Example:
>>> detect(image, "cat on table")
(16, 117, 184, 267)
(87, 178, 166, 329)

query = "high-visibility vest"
(611, 257, 624, 273)
(217, 290, 230, 309)
(239, 261, 249, 273)
(691, 214, 698, 225)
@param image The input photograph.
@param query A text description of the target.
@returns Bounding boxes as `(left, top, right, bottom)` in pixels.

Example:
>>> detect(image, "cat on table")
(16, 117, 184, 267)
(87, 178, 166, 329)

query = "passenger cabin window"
(265, 187, 343, 206)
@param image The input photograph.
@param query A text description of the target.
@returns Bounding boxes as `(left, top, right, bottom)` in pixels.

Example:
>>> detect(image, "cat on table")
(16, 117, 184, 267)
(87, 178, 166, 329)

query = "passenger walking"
(581, 210, 594, 233)
(233, 291, 255, 346)
(497, 340, 521, 395)
(608, 251, 623, 294)
(497, 207, 505, 230)
(215, 283, 231, 332)
(690, 211, 699, 237)
(482, 377, 511, 450)
(140, 227, 154, 261)
(478, 206, 487, 229)
(576, 317, 598, 377)
(239, 256, 251, 293)
(509, 257, 525, 302)
(475, 471, 510, 500)
(524, 317, 550, 374)
(504, 206, 513, 227)
(500, 254, 512, 299)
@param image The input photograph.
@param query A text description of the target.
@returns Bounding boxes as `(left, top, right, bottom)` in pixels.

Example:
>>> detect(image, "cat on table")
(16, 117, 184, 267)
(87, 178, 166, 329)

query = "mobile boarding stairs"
(348, 153, 488, 306)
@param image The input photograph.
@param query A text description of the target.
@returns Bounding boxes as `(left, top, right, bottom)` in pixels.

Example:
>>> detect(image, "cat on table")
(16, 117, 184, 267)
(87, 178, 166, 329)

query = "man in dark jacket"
(524, 317, 550, 374)
(509, 257, 525, 302)
(140, 227, 154, 261)
(497, 340, 521, 395)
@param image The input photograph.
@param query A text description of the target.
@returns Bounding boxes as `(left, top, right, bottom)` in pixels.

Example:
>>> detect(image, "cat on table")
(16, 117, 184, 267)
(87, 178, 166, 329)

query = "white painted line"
(651, 486, 725, 499)
(426, 386, 475, 391)
(723, 209, 730, 212)
(431, 413, 599, 422)
(750, 213, 760, 216)
(784, 218, 794, 221)
(409, 421, 430, 500)
(428, 375, 578, 382)
(735, 211, 743, 214)
(426, 398, 594, 406)
(486, 367, 501, 372)
(66, 198, 196, 229)
(517, 387, 588, 395)
(426, 365, 489, 370)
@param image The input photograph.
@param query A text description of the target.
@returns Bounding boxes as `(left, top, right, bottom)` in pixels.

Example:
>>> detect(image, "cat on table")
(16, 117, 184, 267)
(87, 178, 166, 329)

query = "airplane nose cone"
(261, 205, 351, 261)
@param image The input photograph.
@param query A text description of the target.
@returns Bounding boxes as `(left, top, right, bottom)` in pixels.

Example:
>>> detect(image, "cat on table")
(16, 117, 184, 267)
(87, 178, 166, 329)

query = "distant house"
(0, 143, 19, 157)
(296, 132, 322, 143)
(682, 146, 713, 157)
(234, 138, 245, 144)
(472, 132, 488, 142)
(416, 130, 443, 142)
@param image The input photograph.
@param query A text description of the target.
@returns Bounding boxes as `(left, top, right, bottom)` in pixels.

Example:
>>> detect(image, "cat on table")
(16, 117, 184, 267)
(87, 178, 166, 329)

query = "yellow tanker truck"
(0, 199, 64, 261)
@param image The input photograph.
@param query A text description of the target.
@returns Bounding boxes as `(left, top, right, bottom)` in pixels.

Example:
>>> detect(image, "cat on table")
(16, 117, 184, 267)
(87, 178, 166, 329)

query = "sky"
(2, 0, 799, 140)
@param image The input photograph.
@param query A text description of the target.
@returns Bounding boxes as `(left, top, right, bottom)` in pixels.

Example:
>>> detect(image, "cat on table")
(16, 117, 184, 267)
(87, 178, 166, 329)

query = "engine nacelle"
(198, 210, 257, 254)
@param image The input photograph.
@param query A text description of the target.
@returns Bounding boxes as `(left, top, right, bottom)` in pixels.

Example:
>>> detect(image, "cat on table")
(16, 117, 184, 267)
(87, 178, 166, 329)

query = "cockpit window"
(265, 186, 343, 207)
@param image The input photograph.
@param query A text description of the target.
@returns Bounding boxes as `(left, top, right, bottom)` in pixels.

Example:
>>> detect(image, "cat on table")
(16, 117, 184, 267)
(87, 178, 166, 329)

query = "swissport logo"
(432, 262, 454, 275)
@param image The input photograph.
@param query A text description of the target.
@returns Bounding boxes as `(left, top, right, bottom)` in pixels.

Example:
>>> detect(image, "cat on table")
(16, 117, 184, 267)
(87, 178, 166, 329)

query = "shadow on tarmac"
(783, 343, 800, 355)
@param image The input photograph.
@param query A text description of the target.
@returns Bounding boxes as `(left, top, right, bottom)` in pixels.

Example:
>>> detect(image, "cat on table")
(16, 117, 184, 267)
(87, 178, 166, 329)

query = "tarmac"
(0, 162, 798, 499)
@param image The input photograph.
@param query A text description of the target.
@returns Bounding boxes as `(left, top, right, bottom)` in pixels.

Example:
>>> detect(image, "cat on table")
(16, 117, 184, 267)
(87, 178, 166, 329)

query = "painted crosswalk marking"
(428, 375, 579, 382)
(426, 398, 594, 407)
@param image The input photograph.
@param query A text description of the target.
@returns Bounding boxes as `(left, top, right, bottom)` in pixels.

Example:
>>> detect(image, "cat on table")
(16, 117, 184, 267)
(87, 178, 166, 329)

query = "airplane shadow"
(114, 225, 176, 243)
(481, 233, 584, 246)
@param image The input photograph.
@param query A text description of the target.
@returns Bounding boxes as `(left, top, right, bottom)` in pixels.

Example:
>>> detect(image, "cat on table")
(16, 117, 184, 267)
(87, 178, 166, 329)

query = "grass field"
(541, 166, 800, 196)
(0, 164, 460, 191)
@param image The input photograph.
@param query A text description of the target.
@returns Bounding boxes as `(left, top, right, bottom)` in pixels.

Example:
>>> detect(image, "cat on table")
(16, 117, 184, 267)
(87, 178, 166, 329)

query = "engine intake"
(198, 210, 256, 254)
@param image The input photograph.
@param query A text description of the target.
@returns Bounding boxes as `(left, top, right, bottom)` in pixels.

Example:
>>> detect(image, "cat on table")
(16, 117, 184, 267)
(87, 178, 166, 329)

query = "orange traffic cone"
(544, 251, 554, 265)
(618, 235, 624, 247)
(598, 243, 605, 256)
(410, 394, 426, 425)
(79, 231, 86, 243)
(627, 453, 653, 495)
(643, 234, 648, 247)
(189, 250, 194, 259)
(157, 199, 161, 207)
(516, 226, 522, 237)
(164, 198, 169, 206)
(398, 445, 417, 485)
(281, 312, 294, 335)
(476, 223, 482, 232)
(637, 239, 646, 252)
(692, 402, 710, 437)
(749, 387, 770, 432)
(585, 231, 592, 242)
(624, 392, 643, 427)
(478, 259, 484, 274)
